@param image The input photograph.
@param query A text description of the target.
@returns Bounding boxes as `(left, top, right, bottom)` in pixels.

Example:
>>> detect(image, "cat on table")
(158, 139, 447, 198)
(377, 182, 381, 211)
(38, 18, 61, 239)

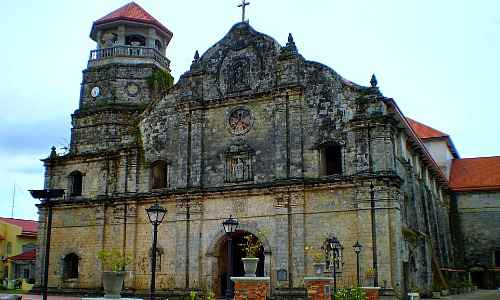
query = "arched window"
(69, 171, 83, 196)
(320, 144, 343, 176)
(154, 39, 162, 52)
(125, 34, 146, 47)
(63, 253, 79, 280)
(151, 161, 168, 189)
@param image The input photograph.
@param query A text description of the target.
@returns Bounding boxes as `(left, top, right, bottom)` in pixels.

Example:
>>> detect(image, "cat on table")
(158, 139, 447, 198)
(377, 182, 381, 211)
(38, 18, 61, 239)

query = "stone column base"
(231, 277, 270, 300)
(304, 277, 334, 300)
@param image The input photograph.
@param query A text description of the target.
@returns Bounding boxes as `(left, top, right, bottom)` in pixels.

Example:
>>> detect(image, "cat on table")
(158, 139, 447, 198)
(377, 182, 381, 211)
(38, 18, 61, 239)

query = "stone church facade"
(36, 3, 456, 298)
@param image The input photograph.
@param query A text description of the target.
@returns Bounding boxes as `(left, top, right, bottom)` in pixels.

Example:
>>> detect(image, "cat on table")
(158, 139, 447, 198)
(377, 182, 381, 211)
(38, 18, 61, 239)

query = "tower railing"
(88, 46, 170, 69)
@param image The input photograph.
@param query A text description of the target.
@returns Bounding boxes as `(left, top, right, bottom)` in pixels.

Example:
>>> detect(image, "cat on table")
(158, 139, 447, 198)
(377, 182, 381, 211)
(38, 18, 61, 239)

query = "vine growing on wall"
(147, 68, 174, 100)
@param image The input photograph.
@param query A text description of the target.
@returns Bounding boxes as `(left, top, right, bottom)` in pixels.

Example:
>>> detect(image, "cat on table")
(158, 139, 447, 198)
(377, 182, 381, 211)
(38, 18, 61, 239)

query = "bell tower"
(71, 2, 173, 154)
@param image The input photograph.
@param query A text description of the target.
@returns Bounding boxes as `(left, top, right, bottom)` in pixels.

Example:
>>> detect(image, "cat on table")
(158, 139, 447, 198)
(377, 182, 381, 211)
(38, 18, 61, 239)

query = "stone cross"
(238, 0, 250, 22)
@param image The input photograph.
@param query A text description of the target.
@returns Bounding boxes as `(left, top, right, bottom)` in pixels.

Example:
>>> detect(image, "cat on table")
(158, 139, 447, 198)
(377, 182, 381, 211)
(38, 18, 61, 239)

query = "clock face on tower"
(228, 107, 252, 135)
(90, 86, 100, 98)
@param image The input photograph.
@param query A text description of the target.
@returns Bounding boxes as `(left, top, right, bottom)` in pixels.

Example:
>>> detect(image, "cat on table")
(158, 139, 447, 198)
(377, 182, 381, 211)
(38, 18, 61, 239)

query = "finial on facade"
(370, 74, 378, 87)
(193, 50, 200, 63)
(288, 33, 294, 44)
(49, 146, 57, 159)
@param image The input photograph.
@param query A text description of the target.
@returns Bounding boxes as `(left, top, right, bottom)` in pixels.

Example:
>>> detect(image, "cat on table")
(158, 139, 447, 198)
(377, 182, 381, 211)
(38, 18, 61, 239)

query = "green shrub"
(97, 249, 131, 272)
(335, 287, 367, 300)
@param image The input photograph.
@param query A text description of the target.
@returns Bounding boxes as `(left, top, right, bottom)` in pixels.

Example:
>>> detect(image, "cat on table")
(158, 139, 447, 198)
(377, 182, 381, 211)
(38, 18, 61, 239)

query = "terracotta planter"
(312, 263, 326, 276)
(242, 257, 259, 277)
(102, 271, 125, 298)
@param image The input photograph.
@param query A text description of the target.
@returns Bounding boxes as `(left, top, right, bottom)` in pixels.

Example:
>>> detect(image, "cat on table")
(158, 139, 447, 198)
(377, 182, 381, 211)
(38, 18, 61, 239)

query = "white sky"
(1, 0, 499, 220)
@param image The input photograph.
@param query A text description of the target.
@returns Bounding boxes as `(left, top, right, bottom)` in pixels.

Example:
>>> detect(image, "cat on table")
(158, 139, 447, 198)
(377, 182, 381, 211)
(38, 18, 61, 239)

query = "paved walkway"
(3, 290, 497, 300)
(0, 295, 80, 300)
(441, 289, 500, 300)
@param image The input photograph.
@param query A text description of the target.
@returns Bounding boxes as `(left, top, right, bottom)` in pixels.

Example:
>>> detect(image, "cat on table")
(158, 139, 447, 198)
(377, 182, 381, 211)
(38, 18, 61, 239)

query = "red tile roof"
(8, 249, 36, 261)
(406, 117, 460, 159)
(93, 2, 172, 39)
(0, 217, 38, 235)
(450, 156, 500, 191)
(406, 118, 448, 139)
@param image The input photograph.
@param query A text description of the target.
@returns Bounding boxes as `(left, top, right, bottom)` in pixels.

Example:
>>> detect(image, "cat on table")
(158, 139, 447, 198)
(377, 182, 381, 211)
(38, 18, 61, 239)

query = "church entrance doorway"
(217, 230, 265, 296)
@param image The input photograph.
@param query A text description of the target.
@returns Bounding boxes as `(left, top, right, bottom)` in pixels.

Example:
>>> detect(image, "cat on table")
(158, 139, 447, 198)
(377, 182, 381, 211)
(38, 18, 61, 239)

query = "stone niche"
(224, 140, 255, 183)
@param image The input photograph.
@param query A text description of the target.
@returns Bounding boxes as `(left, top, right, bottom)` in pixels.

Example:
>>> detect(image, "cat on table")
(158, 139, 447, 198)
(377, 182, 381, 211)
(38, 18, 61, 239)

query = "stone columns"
(231, 277, 270, 300)
(304, 277, 333, 300)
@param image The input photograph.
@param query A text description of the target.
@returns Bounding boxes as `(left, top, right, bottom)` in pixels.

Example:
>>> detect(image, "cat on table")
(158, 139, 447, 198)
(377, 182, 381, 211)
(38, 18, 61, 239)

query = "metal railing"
(88, 45, 170, 68)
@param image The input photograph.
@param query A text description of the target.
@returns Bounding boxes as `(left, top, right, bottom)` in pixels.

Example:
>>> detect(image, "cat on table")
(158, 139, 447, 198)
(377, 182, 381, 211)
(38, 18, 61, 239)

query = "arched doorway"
(217, 230, 265, 296)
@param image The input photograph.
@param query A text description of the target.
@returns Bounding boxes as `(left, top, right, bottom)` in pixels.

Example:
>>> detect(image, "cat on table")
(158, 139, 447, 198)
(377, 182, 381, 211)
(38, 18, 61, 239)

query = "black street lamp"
(222, 215, 239, 300)
(353, 241, 362, 287)
(326, 236, 341, 300)
(146, 202, 167, 300)
(29, 188, 65, 300)
(369, 182, 379, 287)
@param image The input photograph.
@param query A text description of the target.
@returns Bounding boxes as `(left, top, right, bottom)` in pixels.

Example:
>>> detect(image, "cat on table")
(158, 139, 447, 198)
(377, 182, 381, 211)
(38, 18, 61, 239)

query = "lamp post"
(370, 182, 379, 287)
(146, 202, 167, 300)
(222, 215, 239, 300)
(29, 188, 65, 300)
(326, 236, 341, 300)
(353, 241, 362, 287)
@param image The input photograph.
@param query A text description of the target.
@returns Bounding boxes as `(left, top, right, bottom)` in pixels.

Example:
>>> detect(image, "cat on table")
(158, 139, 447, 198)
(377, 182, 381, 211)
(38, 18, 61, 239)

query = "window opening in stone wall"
(63, 253, 79, 280)
(495, 250, 500, 267)
(321, 145, 342, 175)
(69, 171, 83, 197)
(151, 161, 168, 189)
(125, 34, 146, 47)
(155, 39, 162, 52)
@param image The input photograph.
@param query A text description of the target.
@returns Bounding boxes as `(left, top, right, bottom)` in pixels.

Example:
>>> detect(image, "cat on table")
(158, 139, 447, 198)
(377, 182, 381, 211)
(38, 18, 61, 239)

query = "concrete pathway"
(0, 294, 80, 300)
(441, 289, 500, 300)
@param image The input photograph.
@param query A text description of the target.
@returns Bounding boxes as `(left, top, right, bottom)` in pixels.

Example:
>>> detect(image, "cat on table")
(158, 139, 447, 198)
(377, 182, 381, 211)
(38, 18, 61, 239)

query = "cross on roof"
(237, 0, 250, 23)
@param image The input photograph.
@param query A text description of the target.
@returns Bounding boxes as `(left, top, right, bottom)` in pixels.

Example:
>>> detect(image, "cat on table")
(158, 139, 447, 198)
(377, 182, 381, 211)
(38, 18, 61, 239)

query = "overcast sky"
(1, 0, 499, 220)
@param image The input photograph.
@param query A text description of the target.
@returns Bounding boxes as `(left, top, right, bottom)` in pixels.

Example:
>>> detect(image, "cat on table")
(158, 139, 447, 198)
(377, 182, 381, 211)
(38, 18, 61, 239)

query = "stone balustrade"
(88, 46, 170, 69)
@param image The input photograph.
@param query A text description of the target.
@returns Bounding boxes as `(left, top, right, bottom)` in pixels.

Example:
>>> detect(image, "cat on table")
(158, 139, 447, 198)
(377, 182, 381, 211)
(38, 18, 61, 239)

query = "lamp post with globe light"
(353, 241, 362, 287)
(222, 215, 239, 300)
(146, 202, 167, 300)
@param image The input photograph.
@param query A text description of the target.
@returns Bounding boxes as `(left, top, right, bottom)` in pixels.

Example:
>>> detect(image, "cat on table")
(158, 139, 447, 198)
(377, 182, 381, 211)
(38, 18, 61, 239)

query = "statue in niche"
(227, 58, 250, 93)
(235, 157, 244, 181)
(225, 151, 253, 183)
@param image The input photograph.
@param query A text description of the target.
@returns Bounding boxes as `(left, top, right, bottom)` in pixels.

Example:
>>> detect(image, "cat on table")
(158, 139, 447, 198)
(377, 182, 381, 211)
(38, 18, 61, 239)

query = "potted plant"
(305, 245, 327, 276)
(240, 231, 265, 277)
(97, 249, 131, 298)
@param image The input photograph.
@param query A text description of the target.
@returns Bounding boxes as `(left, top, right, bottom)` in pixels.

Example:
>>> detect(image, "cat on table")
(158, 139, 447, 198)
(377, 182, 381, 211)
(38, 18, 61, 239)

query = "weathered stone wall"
(37, 183, 403, 293)
(456, 191, 500, 267)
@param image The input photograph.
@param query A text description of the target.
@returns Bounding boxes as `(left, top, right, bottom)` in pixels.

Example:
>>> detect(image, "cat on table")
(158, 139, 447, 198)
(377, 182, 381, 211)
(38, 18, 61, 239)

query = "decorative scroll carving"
(224, 140, 254, 183)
